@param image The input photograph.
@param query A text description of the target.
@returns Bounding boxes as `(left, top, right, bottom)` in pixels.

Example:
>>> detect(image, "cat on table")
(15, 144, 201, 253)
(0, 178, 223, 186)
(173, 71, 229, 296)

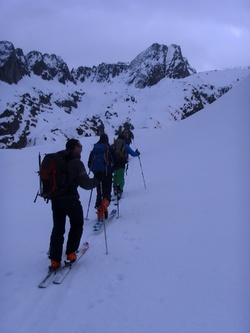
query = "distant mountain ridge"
(0, 41, 195, 86)
(0, 40, 249, 148)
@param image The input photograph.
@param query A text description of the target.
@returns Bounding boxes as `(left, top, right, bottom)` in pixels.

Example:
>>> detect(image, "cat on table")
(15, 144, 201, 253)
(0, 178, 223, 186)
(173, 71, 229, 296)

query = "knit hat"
(99, 133, 109, 144)
(66, 139, 80, 150)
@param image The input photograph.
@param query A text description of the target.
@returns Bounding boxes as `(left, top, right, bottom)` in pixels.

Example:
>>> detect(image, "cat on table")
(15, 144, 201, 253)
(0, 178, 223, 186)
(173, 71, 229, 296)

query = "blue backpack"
(90, 143, 113, 173)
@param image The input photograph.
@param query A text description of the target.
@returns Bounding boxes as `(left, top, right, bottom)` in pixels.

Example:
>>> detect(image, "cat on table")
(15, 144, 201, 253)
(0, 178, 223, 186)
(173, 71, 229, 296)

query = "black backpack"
(113, 138, 126, 164)
(122, 129, 134, 145)
(39, 150, 70, 201)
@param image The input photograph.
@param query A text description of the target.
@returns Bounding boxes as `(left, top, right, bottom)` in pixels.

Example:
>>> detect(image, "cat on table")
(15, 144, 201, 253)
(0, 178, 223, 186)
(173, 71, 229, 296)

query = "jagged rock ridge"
(0, 40, 249, 149)
(0, 41, 195, 86)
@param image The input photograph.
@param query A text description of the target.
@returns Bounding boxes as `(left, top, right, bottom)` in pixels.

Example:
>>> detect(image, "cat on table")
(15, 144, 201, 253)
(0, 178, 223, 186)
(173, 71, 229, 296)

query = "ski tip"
(38, 284, 46, 289)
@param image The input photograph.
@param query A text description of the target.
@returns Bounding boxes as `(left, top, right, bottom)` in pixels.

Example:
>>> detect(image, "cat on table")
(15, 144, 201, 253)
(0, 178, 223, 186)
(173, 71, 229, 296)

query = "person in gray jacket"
(49, 139, 98, 270)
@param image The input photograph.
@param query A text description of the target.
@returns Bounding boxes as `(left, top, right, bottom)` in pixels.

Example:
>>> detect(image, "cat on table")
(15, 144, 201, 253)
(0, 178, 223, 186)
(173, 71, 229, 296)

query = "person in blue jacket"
(112, 134, 140, 199)
(88, 133, 115, 220)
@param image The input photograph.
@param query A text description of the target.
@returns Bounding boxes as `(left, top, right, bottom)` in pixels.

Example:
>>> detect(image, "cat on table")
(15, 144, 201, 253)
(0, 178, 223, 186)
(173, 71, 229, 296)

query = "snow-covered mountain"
(0, 40, 249, 149)
(0, 70, 249, 333)
(0, 41, 195, 85)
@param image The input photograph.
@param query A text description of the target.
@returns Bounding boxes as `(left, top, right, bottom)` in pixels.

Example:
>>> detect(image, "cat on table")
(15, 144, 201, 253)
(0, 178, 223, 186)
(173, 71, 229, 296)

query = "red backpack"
(37, 151, 70, 201)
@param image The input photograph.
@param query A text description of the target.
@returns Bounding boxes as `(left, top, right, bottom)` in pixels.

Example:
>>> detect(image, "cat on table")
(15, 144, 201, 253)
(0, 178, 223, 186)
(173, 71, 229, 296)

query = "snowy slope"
(0, 67, 249, 148)
(0, 75, 249, 333)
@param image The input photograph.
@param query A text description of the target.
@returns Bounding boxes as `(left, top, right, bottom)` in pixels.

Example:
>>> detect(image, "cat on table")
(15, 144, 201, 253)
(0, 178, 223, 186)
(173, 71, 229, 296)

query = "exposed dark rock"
(0, 41, 28, 84)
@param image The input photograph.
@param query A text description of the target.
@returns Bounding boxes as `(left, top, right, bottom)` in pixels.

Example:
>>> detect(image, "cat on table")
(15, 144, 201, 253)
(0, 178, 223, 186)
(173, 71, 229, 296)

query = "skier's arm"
(126, 144, 140, 157)
(77, 161, 99, 190)
(87, 151, 93, 170)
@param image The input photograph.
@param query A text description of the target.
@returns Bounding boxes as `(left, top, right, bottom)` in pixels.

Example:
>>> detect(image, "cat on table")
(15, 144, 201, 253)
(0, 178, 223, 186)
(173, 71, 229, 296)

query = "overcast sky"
(0, 0, 249, 72)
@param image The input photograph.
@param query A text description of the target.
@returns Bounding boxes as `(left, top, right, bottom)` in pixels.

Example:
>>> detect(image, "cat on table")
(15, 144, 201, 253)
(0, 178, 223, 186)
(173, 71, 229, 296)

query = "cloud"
(0, 0, 249, 71)
(226, 26, 244, 38)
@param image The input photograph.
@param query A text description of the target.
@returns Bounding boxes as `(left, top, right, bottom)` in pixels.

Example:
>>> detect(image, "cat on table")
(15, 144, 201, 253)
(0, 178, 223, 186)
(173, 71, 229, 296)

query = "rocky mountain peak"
(0, 41, 74, 84)
(0, 40, 28, 84)
(25, 50, 74, 84)
(127, 43, 196, 88)
(0, 40, 196, 86)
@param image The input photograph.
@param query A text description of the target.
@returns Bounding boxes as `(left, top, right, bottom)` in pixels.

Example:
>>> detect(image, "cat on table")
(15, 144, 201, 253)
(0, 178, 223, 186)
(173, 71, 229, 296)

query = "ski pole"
(33, 190, 39, 203)
(103, 215, 108, 255)
(100, 181, 109, 255)
(85, 168, 94, 221)
(116, 190, 120, 218)
(85, 188, 93, 221)
(34, 152, 42, 203)
(137, 154, 146, 189)
(133, 139, 146, 189)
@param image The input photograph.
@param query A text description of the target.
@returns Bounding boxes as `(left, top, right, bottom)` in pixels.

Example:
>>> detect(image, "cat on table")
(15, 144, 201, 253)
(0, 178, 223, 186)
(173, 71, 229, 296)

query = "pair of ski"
(111, 193, 121, 218)
(38, 242, 89, 288)
(93, 208, 117, 231)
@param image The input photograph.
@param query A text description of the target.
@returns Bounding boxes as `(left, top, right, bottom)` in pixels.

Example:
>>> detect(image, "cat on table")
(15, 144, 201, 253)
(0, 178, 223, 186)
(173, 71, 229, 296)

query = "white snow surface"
(0, 74, 250, 333)
(0, 68, 249, 148)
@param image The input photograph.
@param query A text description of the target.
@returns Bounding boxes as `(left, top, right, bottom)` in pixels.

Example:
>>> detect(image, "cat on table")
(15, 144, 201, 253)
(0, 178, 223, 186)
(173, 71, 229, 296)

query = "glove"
(135, 149, 140, 156)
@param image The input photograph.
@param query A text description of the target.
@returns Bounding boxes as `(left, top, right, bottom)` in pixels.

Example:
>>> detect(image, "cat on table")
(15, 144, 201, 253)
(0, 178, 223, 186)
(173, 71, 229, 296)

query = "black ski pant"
(94, 171, 113, 207)
(50, 198, 84, 262)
